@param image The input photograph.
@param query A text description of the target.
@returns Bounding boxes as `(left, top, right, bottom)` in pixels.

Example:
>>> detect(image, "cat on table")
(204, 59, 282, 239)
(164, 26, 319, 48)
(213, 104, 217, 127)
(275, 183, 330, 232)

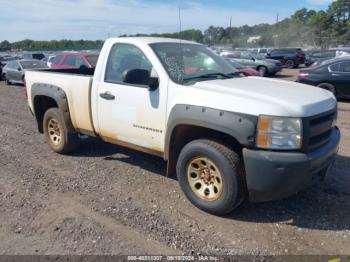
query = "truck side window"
(105, 43, 152, 83)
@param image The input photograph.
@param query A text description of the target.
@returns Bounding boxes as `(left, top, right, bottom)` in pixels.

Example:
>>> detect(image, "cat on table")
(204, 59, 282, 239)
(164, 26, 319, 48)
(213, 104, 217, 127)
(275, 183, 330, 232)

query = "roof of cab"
(109, 37, 201, 45)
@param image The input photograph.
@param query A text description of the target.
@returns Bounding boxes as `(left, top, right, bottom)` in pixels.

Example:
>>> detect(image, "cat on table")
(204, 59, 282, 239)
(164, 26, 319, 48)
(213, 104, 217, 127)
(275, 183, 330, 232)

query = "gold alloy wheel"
(187, 157, 223, 201)
(48, 118, 62, 146)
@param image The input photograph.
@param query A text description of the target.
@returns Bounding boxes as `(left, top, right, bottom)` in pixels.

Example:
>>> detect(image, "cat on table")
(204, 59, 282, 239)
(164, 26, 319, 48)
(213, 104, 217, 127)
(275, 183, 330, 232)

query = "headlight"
(256, 116, 302, 150)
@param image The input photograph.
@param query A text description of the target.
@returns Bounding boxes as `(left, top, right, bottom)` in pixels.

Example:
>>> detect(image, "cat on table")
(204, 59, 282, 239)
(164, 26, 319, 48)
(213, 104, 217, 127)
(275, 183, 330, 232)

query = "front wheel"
(285, 60, 295, 69)
(4, 74, 11, 85)
(176, 139, 246, 215)
(257, 66, 268, 77)
(43, 108, 79, 154)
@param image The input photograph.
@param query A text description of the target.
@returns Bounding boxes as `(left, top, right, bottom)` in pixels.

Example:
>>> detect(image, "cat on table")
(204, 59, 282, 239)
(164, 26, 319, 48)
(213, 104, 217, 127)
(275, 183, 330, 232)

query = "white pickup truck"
(26, 37, 340, 215)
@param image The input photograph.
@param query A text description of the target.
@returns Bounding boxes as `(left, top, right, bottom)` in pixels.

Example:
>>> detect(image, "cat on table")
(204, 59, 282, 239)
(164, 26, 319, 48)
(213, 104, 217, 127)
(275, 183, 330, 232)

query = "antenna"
(178, 7, 182, 36)
(178, 6, 184, 83)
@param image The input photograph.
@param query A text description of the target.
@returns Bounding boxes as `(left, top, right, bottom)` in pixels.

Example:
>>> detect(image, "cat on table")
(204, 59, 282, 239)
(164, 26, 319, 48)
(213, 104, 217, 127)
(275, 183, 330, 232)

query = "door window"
(7, 61, 18, 69)
(329, 63, 340, 72)
(52, 55, 63, 65)
(75, 56, 86, 67)
(241, 52, 252, 60)
(105, 44, 152, 83)
(63, 55, 77, 66)
(339, 62, 350, 73)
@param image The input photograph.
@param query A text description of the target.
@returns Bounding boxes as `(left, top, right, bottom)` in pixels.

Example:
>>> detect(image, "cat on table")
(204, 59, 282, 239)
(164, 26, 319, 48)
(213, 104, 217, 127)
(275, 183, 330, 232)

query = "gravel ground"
(0, 73, 349, 256)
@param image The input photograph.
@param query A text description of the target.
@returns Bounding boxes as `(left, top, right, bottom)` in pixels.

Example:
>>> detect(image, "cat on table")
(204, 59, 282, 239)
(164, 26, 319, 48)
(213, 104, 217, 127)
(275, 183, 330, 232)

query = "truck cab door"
(95, 43, 167, 155)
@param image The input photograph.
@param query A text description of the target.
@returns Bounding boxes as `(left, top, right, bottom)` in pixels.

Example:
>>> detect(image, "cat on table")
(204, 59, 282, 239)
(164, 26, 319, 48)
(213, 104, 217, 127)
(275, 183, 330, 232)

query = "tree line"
(1, 0, 349, 51)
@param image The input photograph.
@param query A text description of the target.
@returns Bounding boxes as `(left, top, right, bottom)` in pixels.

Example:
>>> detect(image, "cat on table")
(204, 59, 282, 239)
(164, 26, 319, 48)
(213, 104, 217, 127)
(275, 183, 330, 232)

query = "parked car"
(252, 48, 270, 57)
(2, 59, 48, 85)
(305, 50, 336, 67)
(298, 57, 350, 98)
(226, 59, 258, 76)
(267, 48, 306, 68)
(221, 51, 282, 77)
(22, 52, 46, 61)
(25, 37, 339, 216)
(0, 62, 3, 81)
(0, 56, 17, 80)
(0, 55, 18, 65)
(42, 55, 56, 68)
(310, 50, 350, 68)
(51, 52, 99, 69)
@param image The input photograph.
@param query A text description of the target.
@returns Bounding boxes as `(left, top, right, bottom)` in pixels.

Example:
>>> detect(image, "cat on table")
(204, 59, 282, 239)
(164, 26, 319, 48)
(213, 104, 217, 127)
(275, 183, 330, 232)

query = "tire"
(176, 139, 246, 215)
(257, 66, 268, 77)
(317, 83, 336, 97)
(4, 74, 11, 85)
(285, 60, 295, 69)
(43, 108, 79, 154)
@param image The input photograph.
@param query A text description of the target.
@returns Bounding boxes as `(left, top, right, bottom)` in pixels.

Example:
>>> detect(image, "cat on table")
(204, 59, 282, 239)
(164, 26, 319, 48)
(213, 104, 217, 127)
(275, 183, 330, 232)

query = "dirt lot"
(0, 71, 349, 256)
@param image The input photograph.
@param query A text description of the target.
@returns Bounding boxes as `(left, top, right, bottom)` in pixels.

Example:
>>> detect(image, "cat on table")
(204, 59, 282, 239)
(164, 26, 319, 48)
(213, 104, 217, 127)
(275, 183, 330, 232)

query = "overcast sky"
(0, 0, 334, 42)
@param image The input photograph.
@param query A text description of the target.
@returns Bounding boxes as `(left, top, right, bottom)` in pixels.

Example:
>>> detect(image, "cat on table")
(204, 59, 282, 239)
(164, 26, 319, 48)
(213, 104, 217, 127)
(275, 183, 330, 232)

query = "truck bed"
(26, 69, 95, 134)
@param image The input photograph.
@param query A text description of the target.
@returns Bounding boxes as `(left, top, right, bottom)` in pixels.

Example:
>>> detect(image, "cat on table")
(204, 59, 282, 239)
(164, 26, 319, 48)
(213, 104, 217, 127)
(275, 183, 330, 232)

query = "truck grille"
(302, 109, 337, 152)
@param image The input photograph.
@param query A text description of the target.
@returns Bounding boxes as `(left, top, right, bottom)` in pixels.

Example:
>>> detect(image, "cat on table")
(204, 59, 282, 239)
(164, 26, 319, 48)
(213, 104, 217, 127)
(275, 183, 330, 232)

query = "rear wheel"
(317, 83, 336, 97)
(176, 139, 246, 215)
(4, 74, 11, 85)
(285, 60, 295, 69)
(43, 108, 79, 154)
(257, 66, 268, 77)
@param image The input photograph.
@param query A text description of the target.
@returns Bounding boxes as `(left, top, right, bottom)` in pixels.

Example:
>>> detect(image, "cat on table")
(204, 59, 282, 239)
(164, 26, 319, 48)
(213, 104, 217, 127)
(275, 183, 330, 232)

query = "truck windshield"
(150, 43, 238, 84)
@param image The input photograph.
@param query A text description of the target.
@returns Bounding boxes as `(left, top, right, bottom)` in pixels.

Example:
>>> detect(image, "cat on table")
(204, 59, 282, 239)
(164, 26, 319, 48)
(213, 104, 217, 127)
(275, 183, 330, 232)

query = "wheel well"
(166, 125, 242, 177)
(33, 95, 58, 133)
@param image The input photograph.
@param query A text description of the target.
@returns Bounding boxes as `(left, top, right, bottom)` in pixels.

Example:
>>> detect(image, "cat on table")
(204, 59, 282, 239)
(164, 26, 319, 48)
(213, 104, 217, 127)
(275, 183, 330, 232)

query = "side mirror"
(122, 69, 159, 90)
(18, 67, 22, 71)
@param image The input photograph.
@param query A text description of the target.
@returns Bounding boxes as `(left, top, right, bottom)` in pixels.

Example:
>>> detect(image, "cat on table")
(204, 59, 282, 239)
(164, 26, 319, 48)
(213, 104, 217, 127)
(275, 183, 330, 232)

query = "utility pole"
(275, 12, 279, 48)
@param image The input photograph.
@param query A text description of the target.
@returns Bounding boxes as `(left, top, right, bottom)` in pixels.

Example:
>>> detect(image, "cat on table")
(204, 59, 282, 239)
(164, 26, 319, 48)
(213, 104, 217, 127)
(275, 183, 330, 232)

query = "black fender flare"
(164, 104, 258, 160)
(31, 83, 75, 133)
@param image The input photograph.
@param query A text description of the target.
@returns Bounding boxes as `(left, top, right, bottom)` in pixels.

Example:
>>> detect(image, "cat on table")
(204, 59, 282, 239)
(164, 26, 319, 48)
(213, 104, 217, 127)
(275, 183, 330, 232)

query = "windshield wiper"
(183, 72, 239, 83)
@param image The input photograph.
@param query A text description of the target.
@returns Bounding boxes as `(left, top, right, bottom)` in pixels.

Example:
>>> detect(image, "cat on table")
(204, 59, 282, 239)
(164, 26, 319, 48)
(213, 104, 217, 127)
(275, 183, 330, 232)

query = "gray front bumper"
(243, 127, 340, 202)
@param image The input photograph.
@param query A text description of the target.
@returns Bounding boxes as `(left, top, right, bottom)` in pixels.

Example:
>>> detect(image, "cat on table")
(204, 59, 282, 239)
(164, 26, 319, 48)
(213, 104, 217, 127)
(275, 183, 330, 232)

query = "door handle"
(100, 92, 115, 100)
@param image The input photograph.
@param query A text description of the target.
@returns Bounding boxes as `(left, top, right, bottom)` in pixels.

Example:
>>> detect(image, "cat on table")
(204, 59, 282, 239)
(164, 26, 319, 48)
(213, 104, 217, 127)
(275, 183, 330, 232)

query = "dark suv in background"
(22, 52, 46, 61)
(267, 48, 306, 68)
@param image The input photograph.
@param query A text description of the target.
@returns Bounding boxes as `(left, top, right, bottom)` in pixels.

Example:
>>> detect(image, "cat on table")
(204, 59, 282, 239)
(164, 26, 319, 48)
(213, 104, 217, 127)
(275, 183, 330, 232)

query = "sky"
(0, 0, 335, 42)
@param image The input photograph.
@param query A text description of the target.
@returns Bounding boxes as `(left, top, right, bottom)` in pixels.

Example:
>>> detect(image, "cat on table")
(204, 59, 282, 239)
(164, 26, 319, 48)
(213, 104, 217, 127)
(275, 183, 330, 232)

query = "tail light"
(298, 72, 309, 80)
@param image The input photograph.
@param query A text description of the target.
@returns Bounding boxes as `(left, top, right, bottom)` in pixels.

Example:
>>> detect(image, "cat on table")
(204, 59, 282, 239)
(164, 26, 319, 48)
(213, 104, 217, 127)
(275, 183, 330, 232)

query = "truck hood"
(190, 77, 336, 117)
